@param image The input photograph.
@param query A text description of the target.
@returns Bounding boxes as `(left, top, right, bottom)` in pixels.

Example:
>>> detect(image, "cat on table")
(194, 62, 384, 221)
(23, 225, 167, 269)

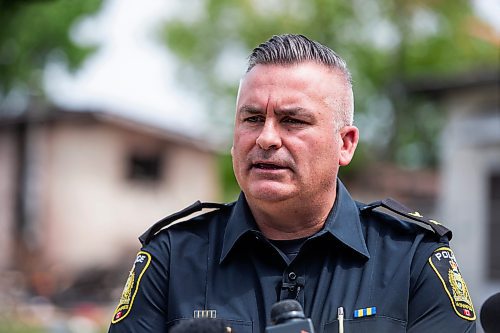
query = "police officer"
(108, 34, 476, 332)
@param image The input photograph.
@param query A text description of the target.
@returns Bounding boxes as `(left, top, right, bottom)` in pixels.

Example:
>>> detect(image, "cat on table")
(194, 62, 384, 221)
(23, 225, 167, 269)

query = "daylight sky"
(45, 0, 218, 139)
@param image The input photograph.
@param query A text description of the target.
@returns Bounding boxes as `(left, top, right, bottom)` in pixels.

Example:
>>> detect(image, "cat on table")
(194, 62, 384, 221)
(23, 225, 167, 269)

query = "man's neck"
(246, 191, 337, 240)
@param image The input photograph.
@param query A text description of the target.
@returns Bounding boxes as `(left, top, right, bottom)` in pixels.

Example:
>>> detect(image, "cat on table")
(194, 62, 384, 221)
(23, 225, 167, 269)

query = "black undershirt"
(269, 237, 309, 261)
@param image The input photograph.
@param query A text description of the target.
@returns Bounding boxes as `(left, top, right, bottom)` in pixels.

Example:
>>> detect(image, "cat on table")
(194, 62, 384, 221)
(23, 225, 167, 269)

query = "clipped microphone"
(265, 299, 315, 333)
(480, 292, 500, 333)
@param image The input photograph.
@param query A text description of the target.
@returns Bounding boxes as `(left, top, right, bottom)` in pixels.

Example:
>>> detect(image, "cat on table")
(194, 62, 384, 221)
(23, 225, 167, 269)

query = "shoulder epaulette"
(361, 198, 452, 240)
(139, 201, 228, 245)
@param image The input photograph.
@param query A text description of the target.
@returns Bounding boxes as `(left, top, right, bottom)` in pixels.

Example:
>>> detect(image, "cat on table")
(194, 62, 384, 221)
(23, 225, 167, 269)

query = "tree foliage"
(161, 0, 497, 172)
(0, 0, 102, 107)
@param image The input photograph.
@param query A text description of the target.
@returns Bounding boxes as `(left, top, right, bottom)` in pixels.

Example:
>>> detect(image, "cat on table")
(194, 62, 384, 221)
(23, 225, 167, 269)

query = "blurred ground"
(0, 269, 122, 333)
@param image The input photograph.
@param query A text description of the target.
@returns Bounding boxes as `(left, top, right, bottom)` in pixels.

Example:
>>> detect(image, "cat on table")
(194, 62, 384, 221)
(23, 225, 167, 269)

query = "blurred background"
(0, 0, 498, 332)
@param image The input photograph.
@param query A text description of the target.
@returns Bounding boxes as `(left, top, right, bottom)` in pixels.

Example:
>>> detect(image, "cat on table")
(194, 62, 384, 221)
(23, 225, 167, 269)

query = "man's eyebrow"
(275, 108, 317, 122)
(238, 105, 263, 114)
(238, 105, 313, 117)
(274, 107, 310, 116)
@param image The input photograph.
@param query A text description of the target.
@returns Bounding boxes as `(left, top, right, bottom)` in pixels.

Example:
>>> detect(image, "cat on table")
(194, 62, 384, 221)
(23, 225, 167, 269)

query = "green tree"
(161, 0, 498, 198)
(0, 0, 102, 110)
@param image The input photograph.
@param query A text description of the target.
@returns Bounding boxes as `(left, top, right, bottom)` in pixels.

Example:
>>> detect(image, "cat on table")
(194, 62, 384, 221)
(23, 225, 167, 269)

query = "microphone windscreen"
(270, 299, 305, 324)
(480, 292, 500, 333)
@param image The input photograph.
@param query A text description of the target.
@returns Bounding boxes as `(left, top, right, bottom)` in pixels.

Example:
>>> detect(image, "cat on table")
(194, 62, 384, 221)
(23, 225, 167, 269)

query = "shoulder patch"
(428, 247, 476, 321)
(139, 201, 228, 245)
(111, 251, 152, 324)
(362, 198, 452, 239)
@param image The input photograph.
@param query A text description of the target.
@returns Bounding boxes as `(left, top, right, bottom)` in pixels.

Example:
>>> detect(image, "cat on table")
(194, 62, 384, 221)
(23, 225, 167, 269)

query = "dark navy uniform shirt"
(109, 181, 476, 332)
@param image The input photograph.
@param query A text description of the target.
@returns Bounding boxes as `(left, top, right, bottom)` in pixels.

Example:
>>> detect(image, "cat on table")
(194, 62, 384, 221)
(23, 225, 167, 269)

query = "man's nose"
(256, 119, 282, 150)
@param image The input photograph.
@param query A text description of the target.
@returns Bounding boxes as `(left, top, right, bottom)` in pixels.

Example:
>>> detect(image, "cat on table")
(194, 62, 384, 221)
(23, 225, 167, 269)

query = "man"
(109, 34, 476, 332)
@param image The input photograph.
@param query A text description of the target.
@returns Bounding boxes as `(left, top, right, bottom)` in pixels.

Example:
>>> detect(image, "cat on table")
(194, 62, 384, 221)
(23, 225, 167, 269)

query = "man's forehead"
(238, 62, 346, 92)
(237, 63, 345, 108)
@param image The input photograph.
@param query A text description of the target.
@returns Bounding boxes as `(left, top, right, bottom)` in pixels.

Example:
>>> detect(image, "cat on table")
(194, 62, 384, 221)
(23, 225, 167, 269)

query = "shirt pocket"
(323, 316, 406, 333)
(225, 319, 253, 332)
(167, 318, 253, 332)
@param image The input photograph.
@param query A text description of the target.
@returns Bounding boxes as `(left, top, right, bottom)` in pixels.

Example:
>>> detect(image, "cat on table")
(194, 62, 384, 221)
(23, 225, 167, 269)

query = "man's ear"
(339, 126, 359, 166)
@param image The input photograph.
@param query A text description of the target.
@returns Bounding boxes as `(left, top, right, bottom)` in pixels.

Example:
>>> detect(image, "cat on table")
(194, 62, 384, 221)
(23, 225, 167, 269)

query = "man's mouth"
(252, 163, 287, 170)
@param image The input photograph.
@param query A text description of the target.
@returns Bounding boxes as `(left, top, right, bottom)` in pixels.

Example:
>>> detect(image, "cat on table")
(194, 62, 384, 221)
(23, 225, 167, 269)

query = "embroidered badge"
(428, 247, 475, 321)
(353, 307, 376, 318)
(111, 251, 152, 324)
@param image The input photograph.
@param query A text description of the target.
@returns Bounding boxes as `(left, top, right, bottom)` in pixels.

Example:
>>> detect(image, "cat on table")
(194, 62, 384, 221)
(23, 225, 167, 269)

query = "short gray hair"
(246, 34, 354, 127)
(247, 34, 352, 85)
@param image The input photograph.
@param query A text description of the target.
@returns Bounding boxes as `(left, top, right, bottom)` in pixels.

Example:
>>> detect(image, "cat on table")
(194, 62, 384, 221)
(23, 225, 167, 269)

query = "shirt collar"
(219, 180, 370, 263)
(321, 180, 370, 259)
(220, 193, 259, 263)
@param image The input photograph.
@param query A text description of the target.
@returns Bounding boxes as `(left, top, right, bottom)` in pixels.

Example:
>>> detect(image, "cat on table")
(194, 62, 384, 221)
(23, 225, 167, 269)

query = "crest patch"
(428, 247, 475, 321)
(111, 251, 152, 324)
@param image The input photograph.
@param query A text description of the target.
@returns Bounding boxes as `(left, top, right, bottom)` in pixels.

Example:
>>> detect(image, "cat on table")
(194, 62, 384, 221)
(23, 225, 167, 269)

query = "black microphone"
(265, 299, 315, 333)
(480, 292, 500, 333)
(169, 318, 231, 333)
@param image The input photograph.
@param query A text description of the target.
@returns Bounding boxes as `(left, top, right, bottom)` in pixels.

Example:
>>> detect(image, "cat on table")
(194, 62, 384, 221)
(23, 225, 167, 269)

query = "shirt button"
(288, 272, 297, 281)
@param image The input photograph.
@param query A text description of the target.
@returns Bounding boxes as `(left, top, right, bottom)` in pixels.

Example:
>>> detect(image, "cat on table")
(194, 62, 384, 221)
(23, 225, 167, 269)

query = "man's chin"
(245, 183, 297, 202)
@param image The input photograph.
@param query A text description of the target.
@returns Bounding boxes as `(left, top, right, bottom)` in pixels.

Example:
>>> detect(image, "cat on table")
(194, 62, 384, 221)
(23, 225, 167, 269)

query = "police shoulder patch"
(111, 251, 152, 324)
(428, 247, 476, 321)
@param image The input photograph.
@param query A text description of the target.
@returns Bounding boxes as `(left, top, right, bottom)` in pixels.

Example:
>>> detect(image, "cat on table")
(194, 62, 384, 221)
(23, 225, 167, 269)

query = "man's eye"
(283, 117, 305, 124)
(244, 116, 264, 123)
